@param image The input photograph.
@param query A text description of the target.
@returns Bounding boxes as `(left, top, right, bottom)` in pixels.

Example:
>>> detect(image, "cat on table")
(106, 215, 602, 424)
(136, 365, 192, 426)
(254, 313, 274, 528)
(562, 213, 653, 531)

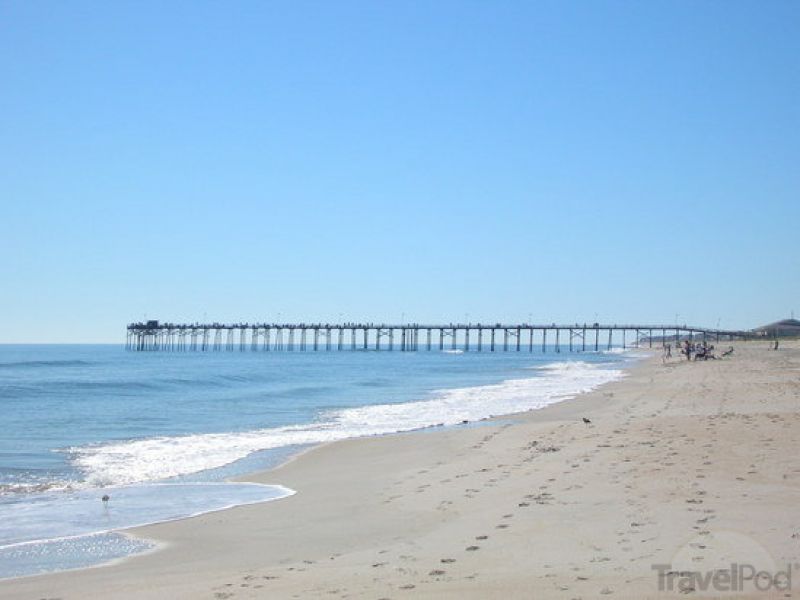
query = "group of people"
(684, 340, 716, 360)
(662, 340, 734, 362)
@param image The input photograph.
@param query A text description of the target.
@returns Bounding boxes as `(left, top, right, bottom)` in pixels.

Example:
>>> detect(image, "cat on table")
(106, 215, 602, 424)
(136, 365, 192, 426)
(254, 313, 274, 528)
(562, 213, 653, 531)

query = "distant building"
(752, 318, 800, 338)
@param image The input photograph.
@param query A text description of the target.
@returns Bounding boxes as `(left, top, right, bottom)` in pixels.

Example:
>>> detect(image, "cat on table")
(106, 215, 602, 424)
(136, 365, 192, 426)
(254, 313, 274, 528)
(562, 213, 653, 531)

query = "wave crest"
(68, 361, 624, 487)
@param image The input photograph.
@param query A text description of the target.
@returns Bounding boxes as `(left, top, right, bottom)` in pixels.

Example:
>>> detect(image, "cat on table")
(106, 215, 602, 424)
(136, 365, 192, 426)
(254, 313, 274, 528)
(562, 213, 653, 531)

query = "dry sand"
(2, 341, 799, 599)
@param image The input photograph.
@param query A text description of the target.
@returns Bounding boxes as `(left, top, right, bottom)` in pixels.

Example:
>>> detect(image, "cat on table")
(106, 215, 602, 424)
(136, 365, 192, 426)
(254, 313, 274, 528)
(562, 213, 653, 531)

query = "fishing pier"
(127, 321, 749, 352)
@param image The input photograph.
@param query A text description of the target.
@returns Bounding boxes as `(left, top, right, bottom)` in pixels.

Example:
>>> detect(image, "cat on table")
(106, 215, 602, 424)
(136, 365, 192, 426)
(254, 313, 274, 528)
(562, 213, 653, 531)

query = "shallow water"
(0, 482, 294, 548)
(0, 533, 153, 579)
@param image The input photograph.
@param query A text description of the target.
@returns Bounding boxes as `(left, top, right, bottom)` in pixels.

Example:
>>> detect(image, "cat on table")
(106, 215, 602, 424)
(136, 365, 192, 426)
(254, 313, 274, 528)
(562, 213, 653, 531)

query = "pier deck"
(127, 321, 750, 352)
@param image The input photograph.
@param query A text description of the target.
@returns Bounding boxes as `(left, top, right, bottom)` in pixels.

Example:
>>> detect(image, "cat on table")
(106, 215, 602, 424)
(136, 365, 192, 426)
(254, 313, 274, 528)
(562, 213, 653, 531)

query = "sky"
(1, 1, 798, 342)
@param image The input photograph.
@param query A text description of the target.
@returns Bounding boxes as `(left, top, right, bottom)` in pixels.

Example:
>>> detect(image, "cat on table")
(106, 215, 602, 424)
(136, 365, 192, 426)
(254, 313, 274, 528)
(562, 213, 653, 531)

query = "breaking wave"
(68, 360, 624, 487)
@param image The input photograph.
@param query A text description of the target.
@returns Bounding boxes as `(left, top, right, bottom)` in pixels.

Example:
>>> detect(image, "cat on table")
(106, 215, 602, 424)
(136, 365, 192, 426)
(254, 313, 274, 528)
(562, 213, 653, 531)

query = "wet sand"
(2, 341, 798, 599)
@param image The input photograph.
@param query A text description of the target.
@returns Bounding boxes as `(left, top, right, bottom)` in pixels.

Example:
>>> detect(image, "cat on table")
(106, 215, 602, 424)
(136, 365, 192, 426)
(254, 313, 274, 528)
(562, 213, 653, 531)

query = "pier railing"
(126, 321, 751, 352)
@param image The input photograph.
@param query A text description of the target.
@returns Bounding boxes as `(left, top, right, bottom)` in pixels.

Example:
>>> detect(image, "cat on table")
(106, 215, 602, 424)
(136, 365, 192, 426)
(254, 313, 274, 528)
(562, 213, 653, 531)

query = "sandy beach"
(2, 341, 798, 599)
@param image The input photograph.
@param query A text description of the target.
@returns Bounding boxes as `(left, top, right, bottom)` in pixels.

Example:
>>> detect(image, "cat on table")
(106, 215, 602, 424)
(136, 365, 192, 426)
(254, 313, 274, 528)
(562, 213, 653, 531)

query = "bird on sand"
(582, 417, 592, 424)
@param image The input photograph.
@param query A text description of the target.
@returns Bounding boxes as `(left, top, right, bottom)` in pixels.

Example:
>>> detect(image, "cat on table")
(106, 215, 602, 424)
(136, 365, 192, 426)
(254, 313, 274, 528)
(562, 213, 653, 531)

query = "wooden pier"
(127, 321, 750, 352)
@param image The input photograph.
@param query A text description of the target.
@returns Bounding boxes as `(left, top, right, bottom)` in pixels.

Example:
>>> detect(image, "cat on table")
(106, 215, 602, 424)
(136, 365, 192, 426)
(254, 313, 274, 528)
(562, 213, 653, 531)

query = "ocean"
(0, 343, 636, 578)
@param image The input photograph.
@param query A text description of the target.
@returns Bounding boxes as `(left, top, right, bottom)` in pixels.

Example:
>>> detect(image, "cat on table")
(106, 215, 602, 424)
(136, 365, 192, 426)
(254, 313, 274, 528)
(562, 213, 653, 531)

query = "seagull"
(582, 417, 592, 424)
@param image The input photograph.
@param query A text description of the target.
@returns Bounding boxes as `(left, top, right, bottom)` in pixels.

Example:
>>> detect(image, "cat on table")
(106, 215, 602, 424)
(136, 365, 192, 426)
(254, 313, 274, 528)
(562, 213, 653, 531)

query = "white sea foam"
(602, 347, 628, 354)
(623, 350, 653, 358)
(69, 361, 624, 487)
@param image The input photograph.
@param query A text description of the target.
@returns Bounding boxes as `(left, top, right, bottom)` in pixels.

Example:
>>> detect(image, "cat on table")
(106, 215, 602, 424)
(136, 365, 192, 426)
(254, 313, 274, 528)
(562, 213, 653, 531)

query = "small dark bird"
(101, 494, 110, 505)
(582, 417, 592, 424)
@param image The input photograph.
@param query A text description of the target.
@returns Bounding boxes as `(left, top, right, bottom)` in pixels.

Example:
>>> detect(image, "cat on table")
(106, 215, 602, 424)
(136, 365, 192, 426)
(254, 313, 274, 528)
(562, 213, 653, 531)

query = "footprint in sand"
(466, 545, 480, 551)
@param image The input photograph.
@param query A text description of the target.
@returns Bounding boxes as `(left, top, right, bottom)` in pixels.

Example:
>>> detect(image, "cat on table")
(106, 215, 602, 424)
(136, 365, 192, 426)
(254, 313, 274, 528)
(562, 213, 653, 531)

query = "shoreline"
(2, 341, 797, 598)
(0, 350, 633, 582)
(0, 349, 630, 581)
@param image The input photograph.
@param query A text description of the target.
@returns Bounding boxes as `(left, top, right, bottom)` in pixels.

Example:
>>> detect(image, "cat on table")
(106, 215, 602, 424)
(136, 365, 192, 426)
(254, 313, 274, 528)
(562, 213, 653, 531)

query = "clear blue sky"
(1, 1, 798, 342)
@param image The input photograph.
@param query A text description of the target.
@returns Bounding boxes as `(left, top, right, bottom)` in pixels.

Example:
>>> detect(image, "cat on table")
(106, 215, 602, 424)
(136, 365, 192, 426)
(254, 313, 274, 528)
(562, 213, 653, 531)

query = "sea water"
(0, 344, 635, 578)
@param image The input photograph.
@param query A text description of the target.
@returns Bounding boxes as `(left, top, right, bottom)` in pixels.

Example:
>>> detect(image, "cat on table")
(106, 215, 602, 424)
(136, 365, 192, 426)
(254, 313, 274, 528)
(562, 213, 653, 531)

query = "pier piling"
(127, 322, 750, 353)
